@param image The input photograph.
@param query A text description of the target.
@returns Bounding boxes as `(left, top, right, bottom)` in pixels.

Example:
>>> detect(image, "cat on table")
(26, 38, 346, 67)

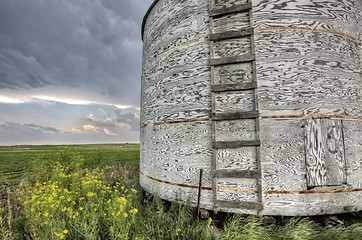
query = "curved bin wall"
(140, 0, 214, 209)
(141, 0, 362, 216)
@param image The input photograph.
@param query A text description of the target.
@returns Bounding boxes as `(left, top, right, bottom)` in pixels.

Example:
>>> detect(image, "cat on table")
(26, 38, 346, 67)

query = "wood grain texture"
(213, 111, 259, 120)
(143, 0, 209, 65)
(215, 119, 256, 141)
(305, 119, 346, 187)
(215, 169, 259, 178)
(214, 141, 260, 148)
(212, 12, 250, 34)
(216, 200, 263, 210)
(140, 121, 213, 188)
(209, 28, 253, 41)
(213, 63, 253, 85)
(255, 29, 362, 117)
(217, 177, 258, 203)
(252, 0, 362, 43)
(211, 82, 257, 92)
(141, 0, 362, 216)
(212, 37, 252, 59)
(142, 40, 211, 126)
(211, 54, 255, 66)
(140, 174, 215, 211)
(211, 0, 248, 12)
(210, 3, 252, 17)
(216, 147, 258, 171)
(261, 191, 362, 216)
(260, 118, 307, 192)
(342, 120, 362, 188)
(214, 90, 255, 113)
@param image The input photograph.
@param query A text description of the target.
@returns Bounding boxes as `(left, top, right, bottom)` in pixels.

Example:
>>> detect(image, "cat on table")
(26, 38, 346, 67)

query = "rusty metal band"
(140, 171, 362, 195)
(141, 115, 362, 129)
(261, 115, 362, 121)
(140, 171, 212, 190)
(255, 27, 362, 45)
(265, 188, 362, 194)
(141, 118, 211, 129)
(218, 188, 258, 194)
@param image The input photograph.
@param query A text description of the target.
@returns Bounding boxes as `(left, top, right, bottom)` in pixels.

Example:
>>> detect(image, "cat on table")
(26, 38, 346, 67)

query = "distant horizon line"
(0, 142, 140, 147)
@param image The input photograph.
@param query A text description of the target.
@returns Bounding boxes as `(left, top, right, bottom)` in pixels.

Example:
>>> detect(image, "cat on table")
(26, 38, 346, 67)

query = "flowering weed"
(21, 151, 138, 239)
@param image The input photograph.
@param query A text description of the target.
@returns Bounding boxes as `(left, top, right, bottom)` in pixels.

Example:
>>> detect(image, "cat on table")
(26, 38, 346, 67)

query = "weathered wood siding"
(140, 0, 213, 208)
(141, 0, 362, 216)
(305, 119, 346, 187)
(254, 0, 362, 215)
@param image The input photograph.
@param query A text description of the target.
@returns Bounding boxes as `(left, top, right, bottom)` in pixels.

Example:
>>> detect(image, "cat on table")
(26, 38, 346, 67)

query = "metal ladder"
(209, 0, 263, 213)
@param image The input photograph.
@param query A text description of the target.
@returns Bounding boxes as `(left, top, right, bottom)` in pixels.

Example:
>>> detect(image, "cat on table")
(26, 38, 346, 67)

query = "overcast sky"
(0, 0, 154, 145)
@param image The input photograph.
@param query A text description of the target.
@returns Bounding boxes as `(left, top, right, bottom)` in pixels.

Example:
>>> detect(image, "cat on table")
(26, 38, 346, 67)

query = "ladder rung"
(209, 29, 253, 41)
(215, 169, 259, 178)
(214, 140, 261, 149)
(211, 82, 257, 92)
(210, 55, 255, 66)
(213, 111, 259, 120)
(216, 200, 263, 211)
(210, 3, 252, 17)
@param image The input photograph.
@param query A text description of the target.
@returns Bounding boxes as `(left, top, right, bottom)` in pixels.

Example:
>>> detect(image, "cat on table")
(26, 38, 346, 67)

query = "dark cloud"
(0, 0, 154, 106)
(0, 121, 62, 144)
(23, 123, 60, 134)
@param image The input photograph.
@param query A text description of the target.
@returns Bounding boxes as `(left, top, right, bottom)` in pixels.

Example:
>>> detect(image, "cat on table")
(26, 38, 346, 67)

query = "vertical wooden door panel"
(305, 118, 346, 187)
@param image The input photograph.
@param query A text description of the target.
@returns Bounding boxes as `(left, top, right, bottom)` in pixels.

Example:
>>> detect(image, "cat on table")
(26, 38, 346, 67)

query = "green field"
(1, 144, 362, 239)
(0, 144, 140, 190)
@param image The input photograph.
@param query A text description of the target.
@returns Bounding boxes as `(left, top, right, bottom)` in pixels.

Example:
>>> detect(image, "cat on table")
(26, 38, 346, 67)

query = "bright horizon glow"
(0, 94, 135, 109)
(33, 96, 134, 109)
(0, 96, 25, 104)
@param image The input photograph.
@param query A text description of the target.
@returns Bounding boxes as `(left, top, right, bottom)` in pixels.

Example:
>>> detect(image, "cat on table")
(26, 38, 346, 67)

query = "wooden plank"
(210, 3, 252, 17)
(215, 169, 259, 178)
(215, 119, 256, 141)
(212, 12, 250, 34)
(217, 178, 258, 204)
(214, 90, 255, 113)
(214, 140, 261, 149)
(210, 54, 255, 66)
(216, 200, 263, 210)
(213, 63, 253, 85)
(305, 118, 346, 187)
(211, 82, 257, 92)
(213, 111, 259, 120)
(212, 37, 252, 59)
(209, 28, 253, 41)
(211, 0, 248, 11)
(216, 147, 258, 171)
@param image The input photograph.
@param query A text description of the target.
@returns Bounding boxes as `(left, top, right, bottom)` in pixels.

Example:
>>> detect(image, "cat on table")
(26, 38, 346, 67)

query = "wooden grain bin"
(140, 0, 362, 216)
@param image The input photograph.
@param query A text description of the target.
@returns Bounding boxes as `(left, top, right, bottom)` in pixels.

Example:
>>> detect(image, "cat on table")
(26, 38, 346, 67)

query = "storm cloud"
(0, 0, 154, 145)
(0, 0, 153, 106)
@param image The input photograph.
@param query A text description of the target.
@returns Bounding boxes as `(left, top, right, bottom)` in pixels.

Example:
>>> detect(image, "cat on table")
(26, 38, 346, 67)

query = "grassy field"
(0, 144, 362, 239)
(0, 144, 139, 191)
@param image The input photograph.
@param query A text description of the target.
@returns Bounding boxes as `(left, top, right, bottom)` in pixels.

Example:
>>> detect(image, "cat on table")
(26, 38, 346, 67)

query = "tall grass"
(0, 149, 361, 239)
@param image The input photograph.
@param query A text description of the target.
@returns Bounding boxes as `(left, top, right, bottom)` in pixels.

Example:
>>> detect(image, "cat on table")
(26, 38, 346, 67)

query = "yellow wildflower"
(87, 192, 95, 197)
